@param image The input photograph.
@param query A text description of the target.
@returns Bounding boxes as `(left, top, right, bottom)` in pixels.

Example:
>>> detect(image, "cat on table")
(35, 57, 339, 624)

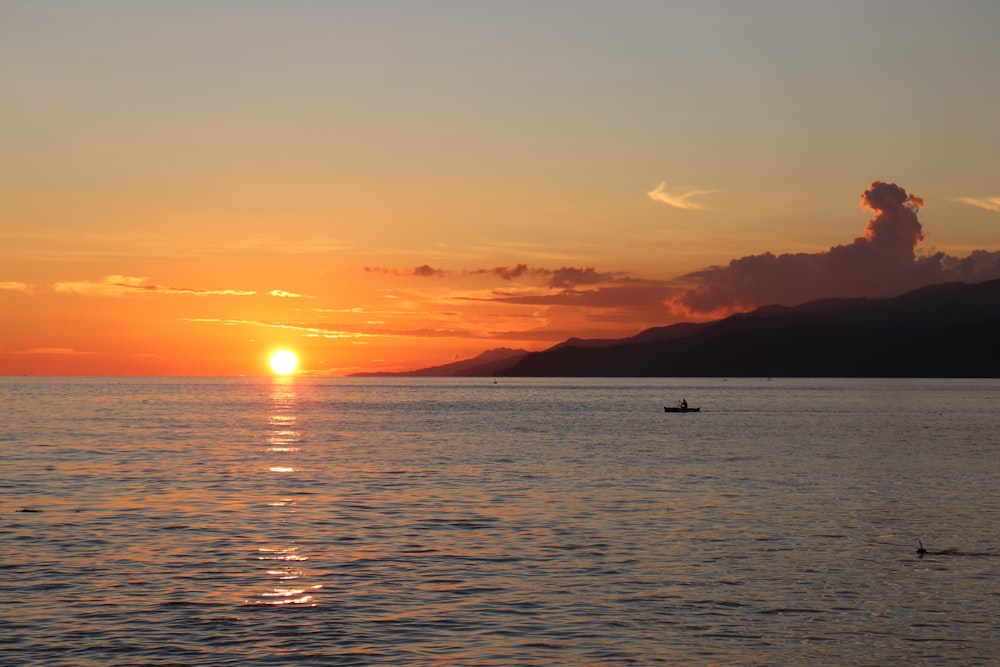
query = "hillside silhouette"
(350, 347, 529, 377)
(358, 279, 1000, 378)
(498, 279, 1000, 377)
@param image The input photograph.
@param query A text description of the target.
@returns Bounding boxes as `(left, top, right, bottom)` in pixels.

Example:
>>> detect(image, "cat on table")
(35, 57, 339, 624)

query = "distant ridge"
(550, 321, 712, 350)
(353, 279, 1000, 378)
(350, 347, 529, 377)
(500, 279, 1000, 377)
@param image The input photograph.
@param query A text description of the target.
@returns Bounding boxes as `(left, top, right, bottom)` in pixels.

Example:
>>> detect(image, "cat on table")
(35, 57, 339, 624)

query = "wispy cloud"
(647, 182, 716, 210)
(365, 264, 447, 277)
(269, 290, 316, 299)
(464, 264, 627, 288)
(465, 281, 670, 309)
(183, 316, 497, 342)
(0, 281, 33, 293)
(547, 267, 622, 288)
(54, 275, 147, 297)
(464, 264, 540, 281)
(953, 196, 1000, 212)
(182, 317, 363, 339)
(17, 347, 96, 355)
(367, 262, 626, 288)
(54, 275, 256, 297)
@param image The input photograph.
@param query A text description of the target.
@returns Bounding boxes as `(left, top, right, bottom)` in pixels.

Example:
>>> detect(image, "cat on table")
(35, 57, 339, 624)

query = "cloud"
(469, 281, 672, 310)
(54, 275, 255, 297)
(365, 264, 447, 277)
(465, 263, 539, 281)
(464, 264, 625, 288)
(668, 180, 1000, 316)
(647, 182, 716, 210)
(183, 316, 478, 341)
(270, 290, 316, 299)
(53, 275, 140, 297)
(467, 181, 1000, 327)
(352, 183, 999, 342)
(547, 266, 620, 288)
(366, 263, 626, 288)
(183, 317, 363, 339)
(17, 347, 96, 355)
(0, 281, 33, 293)
(953, 196, 1000, 212)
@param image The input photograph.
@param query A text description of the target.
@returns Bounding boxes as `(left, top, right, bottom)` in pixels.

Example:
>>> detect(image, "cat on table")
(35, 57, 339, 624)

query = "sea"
(2, 377, 998, 666)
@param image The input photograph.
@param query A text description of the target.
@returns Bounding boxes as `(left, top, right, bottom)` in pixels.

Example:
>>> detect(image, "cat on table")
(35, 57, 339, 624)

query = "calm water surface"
(2, 377, 998, 665)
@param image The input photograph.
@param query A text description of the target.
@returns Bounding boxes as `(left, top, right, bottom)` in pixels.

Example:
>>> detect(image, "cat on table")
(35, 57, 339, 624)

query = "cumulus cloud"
(469, 181, 1000, 327)
(647, 182, 716, 210)
(953, 196, 1000, 212)
(356, 182, 999, 340)
(54, 275, 255, 297)
(669, 180, 1000, 316)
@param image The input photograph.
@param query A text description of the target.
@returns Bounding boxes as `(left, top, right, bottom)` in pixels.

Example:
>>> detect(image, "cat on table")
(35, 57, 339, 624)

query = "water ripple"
(1, 377, 998, 665)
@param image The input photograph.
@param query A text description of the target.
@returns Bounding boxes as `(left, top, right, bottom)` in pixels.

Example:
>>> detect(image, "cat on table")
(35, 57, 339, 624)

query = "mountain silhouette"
(355, 279, 1000, 377)
(350, 347, 529, 377)
(499, 279, 1000, 377)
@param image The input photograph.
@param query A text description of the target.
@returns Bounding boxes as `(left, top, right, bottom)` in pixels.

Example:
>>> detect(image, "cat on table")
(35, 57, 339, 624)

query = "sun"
(269, 350, 298, 375)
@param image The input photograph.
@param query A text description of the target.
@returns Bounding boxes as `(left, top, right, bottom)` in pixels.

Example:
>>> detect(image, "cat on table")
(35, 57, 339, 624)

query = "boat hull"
(664, 406, 700, 412)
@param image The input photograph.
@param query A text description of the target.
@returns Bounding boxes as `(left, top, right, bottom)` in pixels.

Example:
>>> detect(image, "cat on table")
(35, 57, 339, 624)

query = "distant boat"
(664, 405, 700, 413)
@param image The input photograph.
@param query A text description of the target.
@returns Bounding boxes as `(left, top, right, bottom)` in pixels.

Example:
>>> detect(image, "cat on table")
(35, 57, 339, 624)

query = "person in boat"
(680, 399, 688, 410)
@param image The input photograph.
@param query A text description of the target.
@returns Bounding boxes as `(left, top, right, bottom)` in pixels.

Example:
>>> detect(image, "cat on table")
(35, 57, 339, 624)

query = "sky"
(2, 1, 999, 376)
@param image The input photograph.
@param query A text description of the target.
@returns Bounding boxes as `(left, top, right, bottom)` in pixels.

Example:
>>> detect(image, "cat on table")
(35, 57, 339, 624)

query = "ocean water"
(2, 377, 998, 666)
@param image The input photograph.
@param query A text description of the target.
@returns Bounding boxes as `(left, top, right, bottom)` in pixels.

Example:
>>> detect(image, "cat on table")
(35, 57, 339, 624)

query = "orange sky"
(3, 3, 999, 376)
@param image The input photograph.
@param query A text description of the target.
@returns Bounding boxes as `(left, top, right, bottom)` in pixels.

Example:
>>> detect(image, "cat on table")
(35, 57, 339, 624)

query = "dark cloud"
(464, 264, 624, 288)
(365, 264, 447, 277)
(464, 263, 539, 280)
(858, 180, 924, 249)
(364, 183, 1000, 334)
(412, 264, 445, 277)
(548, 267, 614, 288)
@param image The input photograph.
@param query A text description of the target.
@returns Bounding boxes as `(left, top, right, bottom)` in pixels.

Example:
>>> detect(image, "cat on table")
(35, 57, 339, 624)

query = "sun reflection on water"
(248, 548, 320, 606)
(256, 546, 309, 562)
(244, 378, 319, 607)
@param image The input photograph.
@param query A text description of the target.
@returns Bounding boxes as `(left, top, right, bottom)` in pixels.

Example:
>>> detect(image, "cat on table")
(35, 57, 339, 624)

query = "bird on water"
(916, 540, 928, 557)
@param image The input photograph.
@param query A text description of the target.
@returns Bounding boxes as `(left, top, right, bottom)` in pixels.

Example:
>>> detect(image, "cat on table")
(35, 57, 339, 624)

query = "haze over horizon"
(2, 2, 999, 376)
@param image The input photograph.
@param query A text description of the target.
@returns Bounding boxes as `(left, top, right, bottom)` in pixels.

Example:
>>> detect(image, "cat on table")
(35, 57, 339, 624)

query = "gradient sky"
(3, 1, 999, 375)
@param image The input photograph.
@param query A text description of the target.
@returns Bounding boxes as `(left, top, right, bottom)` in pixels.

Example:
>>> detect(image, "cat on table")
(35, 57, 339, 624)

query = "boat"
(664, 405, 700, 412)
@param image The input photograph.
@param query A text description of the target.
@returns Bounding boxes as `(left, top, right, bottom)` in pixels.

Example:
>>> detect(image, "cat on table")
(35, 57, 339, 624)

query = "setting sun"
(269, 350, 298, 375)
